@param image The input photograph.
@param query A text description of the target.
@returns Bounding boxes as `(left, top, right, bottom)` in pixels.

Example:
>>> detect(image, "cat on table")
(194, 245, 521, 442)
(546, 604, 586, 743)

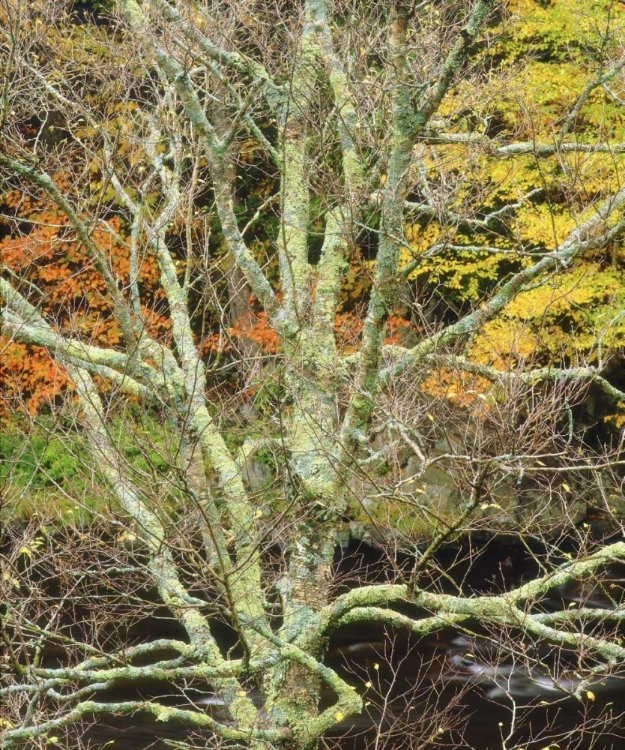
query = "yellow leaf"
(562, 483, 571, 492)
(335, 712, 344, 722)
(586, 691, 596, 701)
(2, 572, 20, 589)
(373, 663, 380, 670)
(18, 546, 32, 558)
(365, 681, 372, 688)
(237, 690, 247, 697)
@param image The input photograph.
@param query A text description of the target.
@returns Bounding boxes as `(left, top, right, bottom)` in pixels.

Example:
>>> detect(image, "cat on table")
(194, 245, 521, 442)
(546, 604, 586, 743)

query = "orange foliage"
(2, 175, 417, 414)
(384, 314, 411, 346)
(0, 340, 72, 415)
(0, 178, 170, 416)
(228, 310, 279, 354)
(420, 367, 492, 410)
(334, 310, 364, 352)
(334, 310, 412, 352)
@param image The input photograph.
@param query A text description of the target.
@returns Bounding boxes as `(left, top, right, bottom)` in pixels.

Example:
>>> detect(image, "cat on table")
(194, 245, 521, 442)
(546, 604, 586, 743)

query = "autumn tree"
(3, 1, 625, 749)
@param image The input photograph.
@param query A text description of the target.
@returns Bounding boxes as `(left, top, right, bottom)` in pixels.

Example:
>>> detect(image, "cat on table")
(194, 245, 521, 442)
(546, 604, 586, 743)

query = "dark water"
(80, 632, 625, 750)
(38, 540, 625, 749)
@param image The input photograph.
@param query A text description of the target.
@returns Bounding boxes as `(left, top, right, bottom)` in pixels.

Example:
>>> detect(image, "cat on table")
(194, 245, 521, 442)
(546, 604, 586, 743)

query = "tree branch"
(382, 186, 625, 379)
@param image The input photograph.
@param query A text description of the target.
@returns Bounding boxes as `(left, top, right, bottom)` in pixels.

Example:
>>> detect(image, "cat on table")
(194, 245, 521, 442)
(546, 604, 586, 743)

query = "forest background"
(2, 0, 625, 524)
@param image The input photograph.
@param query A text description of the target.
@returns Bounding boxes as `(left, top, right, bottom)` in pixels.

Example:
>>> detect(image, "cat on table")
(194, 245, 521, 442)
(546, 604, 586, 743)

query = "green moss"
(0, 424, 89, 495)
(0, 413, 178, 523)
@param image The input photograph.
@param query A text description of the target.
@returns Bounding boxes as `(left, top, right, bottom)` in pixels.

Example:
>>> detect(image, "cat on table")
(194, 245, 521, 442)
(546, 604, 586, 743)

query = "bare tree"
(2, 1, 625, 749)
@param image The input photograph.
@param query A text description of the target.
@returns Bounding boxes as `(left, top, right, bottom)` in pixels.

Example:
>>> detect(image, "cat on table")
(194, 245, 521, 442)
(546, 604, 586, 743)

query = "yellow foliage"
(470, 260, 625, 366)
(514, 204, 576, 248)
(401, 0, 625, 397)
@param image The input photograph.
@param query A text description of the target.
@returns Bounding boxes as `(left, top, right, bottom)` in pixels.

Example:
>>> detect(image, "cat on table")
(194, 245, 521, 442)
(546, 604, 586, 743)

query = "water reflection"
(78, 637, 625, 749)
(447, 637, 615, 701)
(48, 542, 625, 749)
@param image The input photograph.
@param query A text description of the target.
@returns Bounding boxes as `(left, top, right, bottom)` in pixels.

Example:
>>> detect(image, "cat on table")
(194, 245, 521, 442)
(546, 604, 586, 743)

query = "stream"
(32, 539, 625, 749)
